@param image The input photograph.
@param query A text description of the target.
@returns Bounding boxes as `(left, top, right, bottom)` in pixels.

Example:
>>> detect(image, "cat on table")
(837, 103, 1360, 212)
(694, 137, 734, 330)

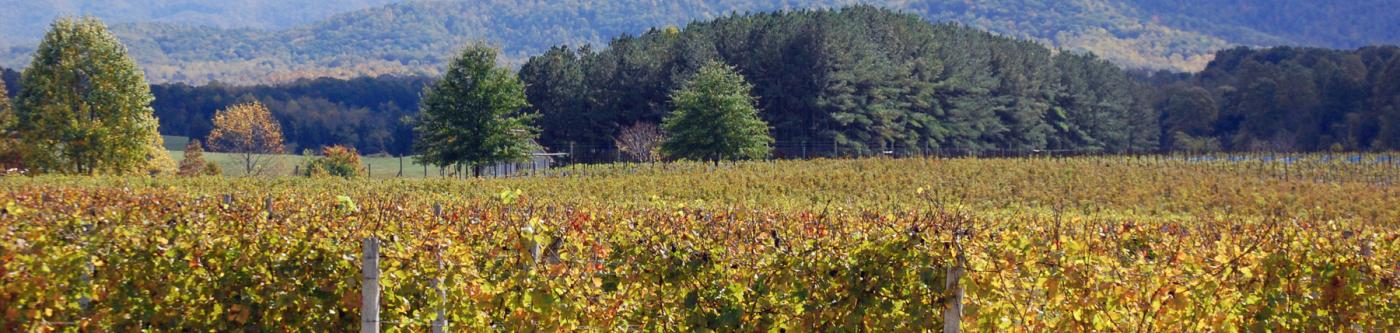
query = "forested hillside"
(1, 0, 1394, 84)
(0, 0, 405, 45)
(1156, 46, 1400, 152)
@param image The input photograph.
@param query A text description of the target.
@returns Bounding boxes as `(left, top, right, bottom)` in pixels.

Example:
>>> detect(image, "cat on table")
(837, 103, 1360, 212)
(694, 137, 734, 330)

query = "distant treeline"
(521, 7, 1160, 158)
(146, 76, 431, 156)
(1153, 46, 1400, 152)
(3, 68, 428, 156)
(519, 7, 1400, 157)
(4, 7, 1398, 158)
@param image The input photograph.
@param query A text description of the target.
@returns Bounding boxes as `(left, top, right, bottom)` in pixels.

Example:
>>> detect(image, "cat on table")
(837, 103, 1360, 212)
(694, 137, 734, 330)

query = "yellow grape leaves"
(0, 156, 1397, 331)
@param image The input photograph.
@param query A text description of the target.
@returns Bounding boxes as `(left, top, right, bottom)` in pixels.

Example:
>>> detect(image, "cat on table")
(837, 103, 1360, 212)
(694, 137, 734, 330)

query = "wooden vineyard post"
(943, 237, 967, 333)
(362, 237, 381, 333)
(265, 197, 274, 218)
(946, 249, 968, 331)
(431, 203, 448, 333)
(80, 223, 94, 312)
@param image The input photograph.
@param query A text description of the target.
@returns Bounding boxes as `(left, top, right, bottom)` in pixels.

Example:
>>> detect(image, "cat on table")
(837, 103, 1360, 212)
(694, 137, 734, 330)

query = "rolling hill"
(0, 0, 1395, 84)
(0, 0, 407, 45)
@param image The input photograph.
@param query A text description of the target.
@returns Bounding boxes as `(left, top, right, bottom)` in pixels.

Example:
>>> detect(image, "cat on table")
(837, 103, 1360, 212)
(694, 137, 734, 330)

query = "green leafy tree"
(0, 77, 18, 169)
(0, 77, 9, 119)
(661, 62, 773, 162)
(414, 45, 537, 170)
(1156, 84, 1219, 150)
(13, 17, 171, 175)
(1372, 55, 1400, 149)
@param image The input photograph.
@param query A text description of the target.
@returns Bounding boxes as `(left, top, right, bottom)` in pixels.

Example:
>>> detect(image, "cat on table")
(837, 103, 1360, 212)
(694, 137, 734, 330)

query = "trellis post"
(431, 203, 448, 333)
(361, 237, 381, 333)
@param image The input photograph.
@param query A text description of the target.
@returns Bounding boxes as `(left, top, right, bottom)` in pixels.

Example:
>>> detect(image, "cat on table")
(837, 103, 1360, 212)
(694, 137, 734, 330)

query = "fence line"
(364, 147, 1400, 180)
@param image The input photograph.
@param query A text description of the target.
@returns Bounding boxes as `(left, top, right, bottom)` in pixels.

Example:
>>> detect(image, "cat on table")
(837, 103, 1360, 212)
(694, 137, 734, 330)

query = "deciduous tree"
(414, 44, 537, 170)
(661, 62, 773, 162)
(0, 77, 18, 169)
(13, 17, 171, 175)
(208, 101, 285, 175)
(615, 122, 664, 163)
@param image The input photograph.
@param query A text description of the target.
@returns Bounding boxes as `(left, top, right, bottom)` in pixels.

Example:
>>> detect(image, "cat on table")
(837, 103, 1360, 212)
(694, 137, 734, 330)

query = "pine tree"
(414, 44, 537, 170)
(13, 17, 169, 175)
(661, 62, 773, 162)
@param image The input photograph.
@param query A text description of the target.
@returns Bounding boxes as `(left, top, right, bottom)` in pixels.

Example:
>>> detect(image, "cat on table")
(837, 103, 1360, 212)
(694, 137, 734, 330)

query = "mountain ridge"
(1, 0, 1395, 84)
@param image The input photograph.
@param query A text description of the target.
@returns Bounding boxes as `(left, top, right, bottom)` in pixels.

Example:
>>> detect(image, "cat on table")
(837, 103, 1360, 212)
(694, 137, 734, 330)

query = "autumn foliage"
(302, 145, 364, 178)
(2, 156, 1397, 331)
(207, 101, 285, 175)
(10, 18, 171, 175)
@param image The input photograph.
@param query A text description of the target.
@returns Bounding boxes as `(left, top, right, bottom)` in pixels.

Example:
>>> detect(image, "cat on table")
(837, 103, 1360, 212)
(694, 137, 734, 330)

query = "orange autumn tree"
(207, 102, 285, 175)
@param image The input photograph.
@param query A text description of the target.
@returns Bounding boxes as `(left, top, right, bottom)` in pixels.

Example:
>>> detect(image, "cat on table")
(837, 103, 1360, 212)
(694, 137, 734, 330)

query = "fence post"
(362, 237, 381, 333)
(431, 204, 448, 333)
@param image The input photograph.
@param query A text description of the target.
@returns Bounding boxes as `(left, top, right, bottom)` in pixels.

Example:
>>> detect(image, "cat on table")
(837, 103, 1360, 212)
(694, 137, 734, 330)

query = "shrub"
(303, 145, 364, 178)
(178, 140, 215, 177)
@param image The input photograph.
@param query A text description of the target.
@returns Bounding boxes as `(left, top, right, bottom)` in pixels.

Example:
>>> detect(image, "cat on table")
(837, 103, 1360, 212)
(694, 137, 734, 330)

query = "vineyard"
(2, 156, 1398, 331)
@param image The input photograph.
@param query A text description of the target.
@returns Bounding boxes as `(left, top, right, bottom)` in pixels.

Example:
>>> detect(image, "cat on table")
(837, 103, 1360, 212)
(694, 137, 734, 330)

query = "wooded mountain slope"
(0, 0, 1394, 84)
(0, 0, 404, 45)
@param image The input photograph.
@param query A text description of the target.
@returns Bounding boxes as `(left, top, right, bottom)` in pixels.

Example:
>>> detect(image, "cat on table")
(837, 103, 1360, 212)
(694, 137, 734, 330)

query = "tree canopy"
(1152, 46, 1400, 151)
(661, 62, 773, 161)
(521, 7, 1156, 159)
(413, 45, 537, 169)
(0, 77, 16, 169)
(6, 8, 1397, 162)
(207, 101, 285, 174)
(13, 17, 171, 175)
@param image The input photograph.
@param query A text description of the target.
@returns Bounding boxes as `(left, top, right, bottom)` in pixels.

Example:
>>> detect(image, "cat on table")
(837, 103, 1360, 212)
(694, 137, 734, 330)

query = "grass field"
(165, 136, 440, 178)
(4, 156, 1398, 331)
